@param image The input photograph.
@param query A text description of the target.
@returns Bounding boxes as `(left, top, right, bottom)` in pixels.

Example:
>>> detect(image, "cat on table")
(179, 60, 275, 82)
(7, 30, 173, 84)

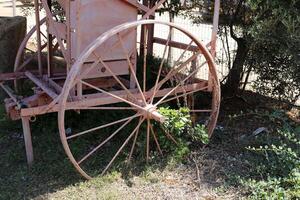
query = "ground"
(0, 91, 299, 200)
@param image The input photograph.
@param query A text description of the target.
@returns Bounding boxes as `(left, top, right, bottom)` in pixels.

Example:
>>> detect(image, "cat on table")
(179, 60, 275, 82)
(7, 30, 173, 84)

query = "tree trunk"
(223, 38, 249, 96)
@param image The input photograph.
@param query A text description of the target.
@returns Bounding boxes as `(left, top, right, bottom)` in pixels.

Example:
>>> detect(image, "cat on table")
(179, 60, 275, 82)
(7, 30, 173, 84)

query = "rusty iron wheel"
(58, 20, 220, 179)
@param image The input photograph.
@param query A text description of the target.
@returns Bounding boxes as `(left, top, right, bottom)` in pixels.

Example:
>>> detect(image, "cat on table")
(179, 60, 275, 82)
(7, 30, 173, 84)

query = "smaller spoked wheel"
(14, 17, 48, 73)
(58, 20, 220, 179)
(14, 15, 63, 74)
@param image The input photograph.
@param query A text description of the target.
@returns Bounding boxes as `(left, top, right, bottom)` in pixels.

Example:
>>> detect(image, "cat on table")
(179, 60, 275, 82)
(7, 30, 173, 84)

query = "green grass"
(0, 104, 187, 199)
(1, 90, 299, 199)
(218, 109, 300, 199)
(0, 106, 81, 199)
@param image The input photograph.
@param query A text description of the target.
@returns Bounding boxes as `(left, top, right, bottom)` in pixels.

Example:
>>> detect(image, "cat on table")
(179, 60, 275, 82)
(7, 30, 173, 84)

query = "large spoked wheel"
(58, 20, 220, 179)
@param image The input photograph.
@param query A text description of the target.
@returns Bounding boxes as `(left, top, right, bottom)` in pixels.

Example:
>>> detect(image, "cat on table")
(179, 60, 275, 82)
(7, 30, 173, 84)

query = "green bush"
(241, 114, 300, 199)
(157, 107, 210, 161)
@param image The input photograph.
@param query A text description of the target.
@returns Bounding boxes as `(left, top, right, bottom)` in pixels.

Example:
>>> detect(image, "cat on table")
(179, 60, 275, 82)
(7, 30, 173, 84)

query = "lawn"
(0, 91, 299, 199)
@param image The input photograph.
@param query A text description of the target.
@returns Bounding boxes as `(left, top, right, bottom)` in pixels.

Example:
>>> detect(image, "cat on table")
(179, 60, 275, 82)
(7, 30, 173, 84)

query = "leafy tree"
(181, 0, 300, 102)
(247, 0, 300, 102)
(181, 0, 253, 97)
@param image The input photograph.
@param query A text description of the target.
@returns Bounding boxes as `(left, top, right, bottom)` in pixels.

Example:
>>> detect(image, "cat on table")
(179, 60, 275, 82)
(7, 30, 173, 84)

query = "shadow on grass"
(0, 105, 173, 199)
(0, 109, 83, 199)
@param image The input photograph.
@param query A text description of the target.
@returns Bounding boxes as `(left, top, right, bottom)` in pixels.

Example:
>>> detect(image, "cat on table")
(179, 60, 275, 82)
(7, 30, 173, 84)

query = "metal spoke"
(78, 115, 138, 165)
(146, 119, 150, 163)
(68, 114, 140, 140)
(155, 61, 207, 107)
(150, 123, 163, 155)
(75, 55, 103, 84)
(80, 80, 144, 111)
(190, 110, 212, 113)
(128, 117, 142, 162)
(91, 52, 138, 102)
(174, 40, 194, 66)
(101, 117, 145, 175)
(152, 40, 193, 93)
(117, 34, 147, 105)
(159, 85, 209, 105)
(164, 131, 178, 145)
(68, 106, 136, 111)
(151, 31, 172, 104)
(151, 52, 200, 99)
(143, 27, 148, 93)
(177, 78, 188, 107)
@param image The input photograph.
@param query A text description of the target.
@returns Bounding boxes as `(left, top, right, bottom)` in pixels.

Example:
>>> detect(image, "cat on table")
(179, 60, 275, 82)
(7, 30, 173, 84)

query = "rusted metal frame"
(66, 0, 71, 72)
(153, 37, 212, 52)
(40, 0, 70, 63)
(14, 10, 61, 73)
(48, 22, 67, 40)
(25, 71, 58, 99)
(0, 83, 19, 104)
(121, 0, 155, 16)
(142, 0, 166, 20)
(80, 80, 145, 112)
(77, 82, 207, 105)
(0, 72, 32, 81)
(153, 37, 200, 52)
(34, 0, 43, 76)
(114, 0, 164, 57)
(47, 0, 54, 77)
(43, 76, 63, 94)
(22, 116, 34, 166)
(97, 0, 162, 73)
(53, 41, 60, 52)
(24, 48, 36, 53)
(141, 0, 166, 55)
(141, 0, 153, 56)
(0, 71, 67, 83)
(20, 82, 206, 118)
(5, 93, 52, 121)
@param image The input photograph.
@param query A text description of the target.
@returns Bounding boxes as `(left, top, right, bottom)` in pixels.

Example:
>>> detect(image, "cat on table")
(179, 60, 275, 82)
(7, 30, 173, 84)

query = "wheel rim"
(58, 20, 220, 179)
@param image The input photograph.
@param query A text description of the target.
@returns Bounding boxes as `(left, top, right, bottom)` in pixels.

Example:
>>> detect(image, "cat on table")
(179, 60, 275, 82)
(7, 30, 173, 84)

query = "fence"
(0, 0, 16, 16)
(154, 12, 240, 82)
(155, 12, 260, 89)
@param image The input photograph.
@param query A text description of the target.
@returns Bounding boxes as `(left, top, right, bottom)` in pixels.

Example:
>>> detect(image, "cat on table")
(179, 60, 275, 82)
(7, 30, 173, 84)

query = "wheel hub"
(140, 104, 165, 123)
